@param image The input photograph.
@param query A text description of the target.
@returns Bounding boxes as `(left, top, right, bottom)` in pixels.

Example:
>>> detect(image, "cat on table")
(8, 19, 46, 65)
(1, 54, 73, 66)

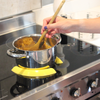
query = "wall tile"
(33, 4, 54, 25)
(17, 0, 31, 14)
(42, 0, 54, 6)
(30, 0, 41, 10)
(0, 0, 41, 19)
(0, 0, 18, 18)
(87, 0, 100, 8)
(0, 0, 100, 20)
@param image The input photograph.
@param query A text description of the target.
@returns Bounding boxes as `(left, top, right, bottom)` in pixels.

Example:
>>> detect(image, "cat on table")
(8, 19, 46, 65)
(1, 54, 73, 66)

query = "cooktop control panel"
(39, 70, 100, 100)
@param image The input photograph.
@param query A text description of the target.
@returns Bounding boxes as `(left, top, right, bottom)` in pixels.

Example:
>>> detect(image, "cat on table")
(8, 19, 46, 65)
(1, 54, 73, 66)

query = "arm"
(78, 18, 100, 33)
(41, 16, 100, 38)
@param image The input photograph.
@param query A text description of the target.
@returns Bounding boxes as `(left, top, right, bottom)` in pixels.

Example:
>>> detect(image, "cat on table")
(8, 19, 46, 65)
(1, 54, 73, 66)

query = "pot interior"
(13, 34, 58, 51)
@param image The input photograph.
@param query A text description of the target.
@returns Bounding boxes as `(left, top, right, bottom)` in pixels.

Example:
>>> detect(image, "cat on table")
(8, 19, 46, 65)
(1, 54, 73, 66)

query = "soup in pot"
(14, 36, 54, 51)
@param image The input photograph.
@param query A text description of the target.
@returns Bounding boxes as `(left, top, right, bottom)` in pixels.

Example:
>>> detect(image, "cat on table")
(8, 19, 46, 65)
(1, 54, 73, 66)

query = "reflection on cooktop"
(1, 25, 100, 100)
(0, 69, 62, 100)
(0, 75, 16, 100)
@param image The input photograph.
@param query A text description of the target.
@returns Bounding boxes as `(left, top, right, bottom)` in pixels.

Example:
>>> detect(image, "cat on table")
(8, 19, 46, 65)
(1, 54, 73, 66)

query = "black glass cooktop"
(0, 25, 100, 100)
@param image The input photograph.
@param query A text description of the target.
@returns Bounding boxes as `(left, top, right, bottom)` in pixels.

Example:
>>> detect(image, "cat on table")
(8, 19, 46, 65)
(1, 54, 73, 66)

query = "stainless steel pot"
(7, 34, 61, 68)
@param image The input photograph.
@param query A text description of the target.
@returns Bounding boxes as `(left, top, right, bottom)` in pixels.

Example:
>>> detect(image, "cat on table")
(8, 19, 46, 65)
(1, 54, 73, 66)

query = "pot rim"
(12, 34, 61, 52)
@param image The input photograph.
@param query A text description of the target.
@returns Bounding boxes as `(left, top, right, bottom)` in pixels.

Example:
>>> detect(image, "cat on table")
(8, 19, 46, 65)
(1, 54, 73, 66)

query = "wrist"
(71, 19, 81, 32)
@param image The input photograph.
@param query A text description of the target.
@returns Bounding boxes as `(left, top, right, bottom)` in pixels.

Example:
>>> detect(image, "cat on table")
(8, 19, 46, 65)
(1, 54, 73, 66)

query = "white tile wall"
(17, 0, 31, 14)
(0, 0, 41, 19)
(0, 0, 100, 21)
(0, 0, 18, 18)
(54, 0, 100, 15)
(42, 0, 54, 6)
(33, 4, 54, 25)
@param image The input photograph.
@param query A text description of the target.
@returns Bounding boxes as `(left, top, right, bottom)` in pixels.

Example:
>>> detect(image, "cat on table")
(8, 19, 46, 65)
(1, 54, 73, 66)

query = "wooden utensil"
(29, 0, 65, 50)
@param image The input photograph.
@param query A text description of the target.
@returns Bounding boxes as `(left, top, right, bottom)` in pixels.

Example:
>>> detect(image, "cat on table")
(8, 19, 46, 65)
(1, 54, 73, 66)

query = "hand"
(41, 16, 79, 38)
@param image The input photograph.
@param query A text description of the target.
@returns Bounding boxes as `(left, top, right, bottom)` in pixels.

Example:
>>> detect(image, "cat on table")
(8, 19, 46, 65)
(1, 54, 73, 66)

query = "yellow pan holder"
(11, 65, 56, 79)
(55, 56, 63, 64)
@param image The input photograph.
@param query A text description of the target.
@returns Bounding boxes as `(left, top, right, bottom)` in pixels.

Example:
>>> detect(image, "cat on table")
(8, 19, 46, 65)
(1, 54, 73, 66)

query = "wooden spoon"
(29, 0, 65, 50)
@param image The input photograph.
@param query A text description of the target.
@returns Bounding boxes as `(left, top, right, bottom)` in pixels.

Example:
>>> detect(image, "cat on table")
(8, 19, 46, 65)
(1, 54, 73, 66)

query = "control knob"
(87, 78, 99, 88)
(70, 88, 81, 97)
(51, 97, 60, 100)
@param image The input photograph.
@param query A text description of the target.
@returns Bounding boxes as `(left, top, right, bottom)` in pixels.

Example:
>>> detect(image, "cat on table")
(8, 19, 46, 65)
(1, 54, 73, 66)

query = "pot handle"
(7, 48, 26, 58)
(53, 34, 61, 44)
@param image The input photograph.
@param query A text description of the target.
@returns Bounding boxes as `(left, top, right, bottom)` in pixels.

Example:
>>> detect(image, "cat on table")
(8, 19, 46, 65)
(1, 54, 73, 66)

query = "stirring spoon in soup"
(28, 0, 65, 50)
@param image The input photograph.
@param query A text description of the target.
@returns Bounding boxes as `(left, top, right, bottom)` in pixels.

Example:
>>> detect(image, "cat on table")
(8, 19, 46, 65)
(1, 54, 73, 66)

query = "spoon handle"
(39, 0, 65, 43)
(49, 0, 65, 24)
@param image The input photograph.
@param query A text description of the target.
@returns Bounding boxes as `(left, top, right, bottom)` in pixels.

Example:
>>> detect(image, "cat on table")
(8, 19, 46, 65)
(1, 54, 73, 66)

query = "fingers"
(41, 23, 60, 38)
(45, 29, 58, 38)
(47, 23, 59, 29)
(41, 16, 61, 38)
(41, 17, 52, 33)
(41, 16, 59, 33)
(46, 34, 51, 38)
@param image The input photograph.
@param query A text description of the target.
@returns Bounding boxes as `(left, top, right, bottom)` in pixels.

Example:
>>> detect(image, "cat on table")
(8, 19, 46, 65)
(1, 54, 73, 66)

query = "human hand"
(41, 16, 79, 38)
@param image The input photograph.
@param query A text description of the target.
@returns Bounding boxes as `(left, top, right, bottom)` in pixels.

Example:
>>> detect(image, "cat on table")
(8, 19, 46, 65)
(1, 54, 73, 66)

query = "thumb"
(47, 23, 59, 30)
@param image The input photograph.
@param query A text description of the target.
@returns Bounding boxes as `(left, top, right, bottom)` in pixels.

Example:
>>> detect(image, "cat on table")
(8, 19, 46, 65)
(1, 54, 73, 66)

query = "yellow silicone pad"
(11, 66, 56, 78)
(55, 56, 63, 64)
(18, 65, 50, 70)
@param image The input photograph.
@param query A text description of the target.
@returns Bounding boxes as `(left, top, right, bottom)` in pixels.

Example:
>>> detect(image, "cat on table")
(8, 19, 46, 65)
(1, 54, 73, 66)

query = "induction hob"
(0, 25, 100, 100)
